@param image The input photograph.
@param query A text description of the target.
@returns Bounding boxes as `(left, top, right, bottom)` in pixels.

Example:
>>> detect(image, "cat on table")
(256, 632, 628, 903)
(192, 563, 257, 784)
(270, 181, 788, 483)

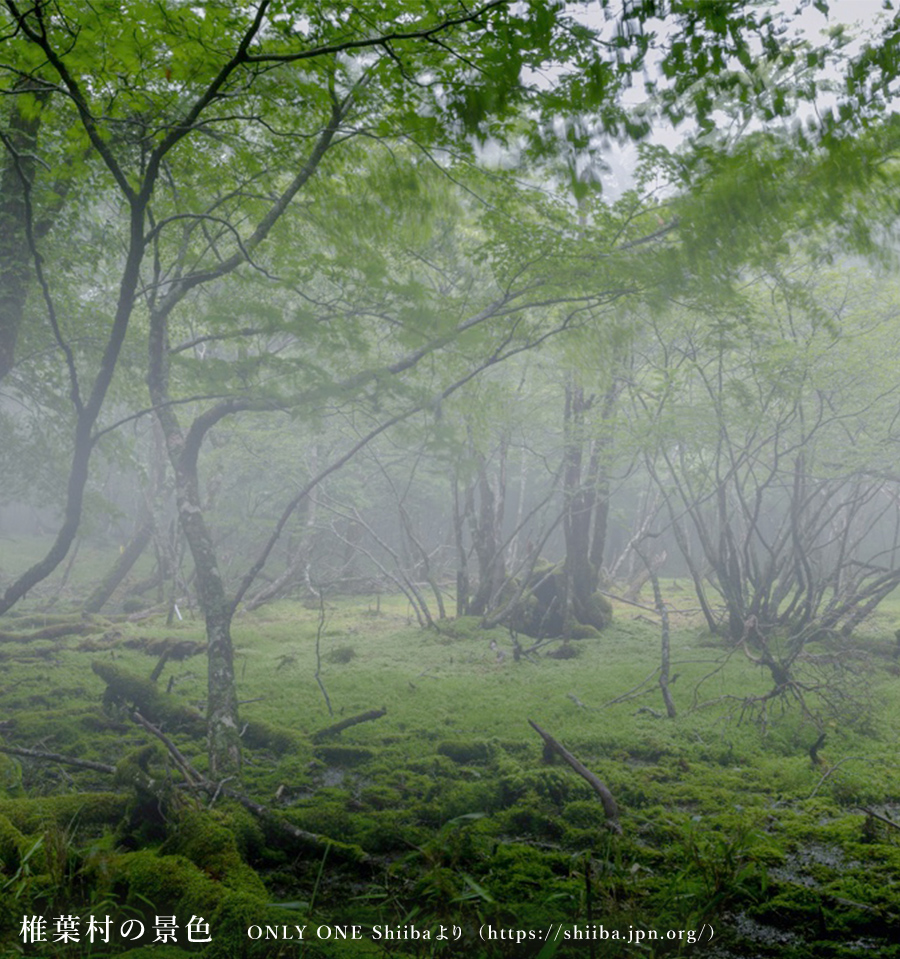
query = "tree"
(6, 0, 900, 774)
(629, 265, 900, 706)
(8, 0, 897, 609)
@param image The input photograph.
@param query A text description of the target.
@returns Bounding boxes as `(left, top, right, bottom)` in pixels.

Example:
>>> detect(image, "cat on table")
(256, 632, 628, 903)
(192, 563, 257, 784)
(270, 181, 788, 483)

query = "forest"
(3, 0, 900, 956)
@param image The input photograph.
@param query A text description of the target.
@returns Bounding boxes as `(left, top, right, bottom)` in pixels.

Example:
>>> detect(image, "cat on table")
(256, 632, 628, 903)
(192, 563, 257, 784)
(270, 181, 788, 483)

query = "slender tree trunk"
(0, 94, 43, 380)
(0, 205, 147, 614)
(177, 484, 241, 779)
(84, 423, 169, 613)
(452, 474, 471, 616)
(148, 310, 242, 779)
(83, 520, 154, 614)
(562, 383, 600, 629)
(468, 443, 508, 616)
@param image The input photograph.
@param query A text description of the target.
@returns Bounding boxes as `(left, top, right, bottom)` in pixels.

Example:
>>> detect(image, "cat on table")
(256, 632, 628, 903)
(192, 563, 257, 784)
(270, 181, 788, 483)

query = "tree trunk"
(173, 439, 242, 779)
(148, 311, 242, 779)
(562, 383, 597, 629)
(83, 520, 153, 614)
(452, 474, 471, 616)
(0, 93, 42, 380)
(468, 443, 507, 616)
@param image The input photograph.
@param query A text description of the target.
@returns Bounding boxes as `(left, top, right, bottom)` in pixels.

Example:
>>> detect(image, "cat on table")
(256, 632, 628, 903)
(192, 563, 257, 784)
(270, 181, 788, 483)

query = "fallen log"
(0, 743, 116, 774)
(312, 708, 386, 742)
(133, 711, 367, 861)
(0, 621, 101, 642)
(91, 661, 206, 735)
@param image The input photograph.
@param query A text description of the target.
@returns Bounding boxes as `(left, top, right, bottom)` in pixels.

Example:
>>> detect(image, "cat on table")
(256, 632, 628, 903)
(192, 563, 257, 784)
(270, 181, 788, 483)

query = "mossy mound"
(160, 807, 267, 895)
(0, 792, 127, 832)
(505, 560, 612, 638)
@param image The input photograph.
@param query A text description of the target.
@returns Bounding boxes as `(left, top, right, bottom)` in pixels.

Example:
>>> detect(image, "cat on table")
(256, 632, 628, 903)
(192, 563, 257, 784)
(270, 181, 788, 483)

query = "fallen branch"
(133, 710, 200, 786)
(528, 720, 621, 833)
(133, 711, 365, 860)
(312, 708, 387, 742)
(0, 722, 366, 863)
(859, 805, 900, 833)
(808, 755, 867, 799)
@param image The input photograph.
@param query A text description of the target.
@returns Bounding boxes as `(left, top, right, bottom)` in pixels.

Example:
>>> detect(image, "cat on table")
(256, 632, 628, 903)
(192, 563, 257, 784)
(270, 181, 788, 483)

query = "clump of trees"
(4, 0, 900, 775)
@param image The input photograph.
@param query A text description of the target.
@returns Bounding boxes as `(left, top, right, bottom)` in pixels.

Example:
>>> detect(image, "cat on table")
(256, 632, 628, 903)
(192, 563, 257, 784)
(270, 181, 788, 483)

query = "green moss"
(5, 706, 121, 749)
(92, 661, 205, 734)
(160, 807, 267, 897)
(438, 616, 492, 640)
(241, 718, 305, 754)
(3, 590, 900, 956)
(561, 799, 604, 829)
(203, 891, 283, 959)
(436, 740, 492, 764)
(0, 792, 127, 832)
(313, 745, 372, 765)
(221, 804, 267, 864)
(583, 592, 613, 630)
(287, 794, 353, 837)
(0, 751, 22, 797)
(484, 843, 577, 921)
(117, 848, 220, 915)
(436, 780, 502, 819)
(0, 813, 25, 870)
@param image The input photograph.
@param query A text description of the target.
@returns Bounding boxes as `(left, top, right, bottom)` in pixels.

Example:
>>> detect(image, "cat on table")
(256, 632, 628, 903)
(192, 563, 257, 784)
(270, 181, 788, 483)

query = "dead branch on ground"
(528, 720, 621, 833)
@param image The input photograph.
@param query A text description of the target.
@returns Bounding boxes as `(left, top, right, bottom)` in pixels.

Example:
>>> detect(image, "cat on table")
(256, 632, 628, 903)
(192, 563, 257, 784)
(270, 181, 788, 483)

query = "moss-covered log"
(0, 619, 103, 642)
(0, 792, 128, 832)
(92, 660, 207, 734)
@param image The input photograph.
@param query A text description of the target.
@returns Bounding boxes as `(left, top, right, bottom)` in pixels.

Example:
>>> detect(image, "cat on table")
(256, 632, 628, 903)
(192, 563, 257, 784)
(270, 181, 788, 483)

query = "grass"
(2, 576, 900, 957)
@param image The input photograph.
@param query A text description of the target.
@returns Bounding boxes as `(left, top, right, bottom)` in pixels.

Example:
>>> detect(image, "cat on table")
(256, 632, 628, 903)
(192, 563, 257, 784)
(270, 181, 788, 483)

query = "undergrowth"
(1, 587, 900, 957)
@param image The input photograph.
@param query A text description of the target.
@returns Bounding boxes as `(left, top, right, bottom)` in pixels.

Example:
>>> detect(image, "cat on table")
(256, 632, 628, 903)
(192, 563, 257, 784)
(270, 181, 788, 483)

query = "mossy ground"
(1, 569, 900, 957)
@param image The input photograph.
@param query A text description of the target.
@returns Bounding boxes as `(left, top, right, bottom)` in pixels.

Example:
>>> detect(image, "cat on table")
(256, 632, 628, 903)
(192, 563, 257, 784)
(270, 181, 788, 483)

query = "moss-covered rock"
(581, 591, 613, 631)
(502, 561, 612, 638)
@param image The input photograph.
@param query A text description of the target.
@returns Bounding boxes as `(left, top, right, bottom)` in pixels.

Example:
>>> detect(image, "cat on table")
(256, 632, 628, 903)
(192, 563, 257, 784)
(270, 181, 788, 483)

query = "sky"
(595, 0, 897, 197)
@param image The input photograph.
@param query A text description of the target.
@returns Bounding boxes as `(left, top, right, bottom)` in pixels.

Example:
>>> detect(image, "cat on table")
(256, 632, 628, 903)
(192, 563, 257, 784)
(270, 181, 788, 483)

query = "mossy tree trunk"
(0, 92, 42, 381)
(467, 442, 508, 616)
(174, 462, 242, 780)
(561, 379, 619, 632)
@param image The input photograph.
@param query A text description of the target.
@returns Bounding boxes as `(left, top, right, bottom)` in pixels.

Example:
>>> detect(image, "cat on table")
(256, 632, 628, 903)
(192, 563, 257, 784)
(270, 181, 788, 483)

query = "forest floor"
(1, 561, 900, 957)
